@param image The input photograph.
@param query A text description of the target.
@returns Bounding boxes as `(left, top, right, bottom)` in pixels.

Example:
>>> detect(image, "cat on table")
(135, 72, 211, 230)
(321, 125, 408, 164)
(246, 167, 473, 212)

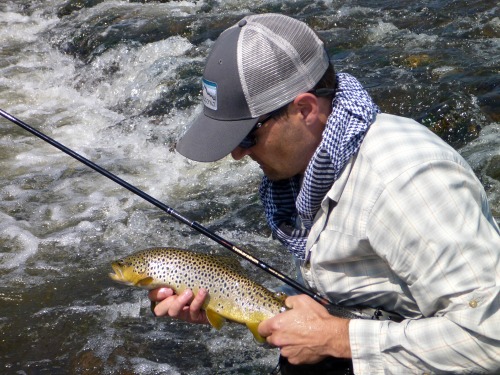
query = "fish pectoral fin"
(135, 276, 154, 287)
(246, 322, 266, 344)
(205, 309, 226, 330)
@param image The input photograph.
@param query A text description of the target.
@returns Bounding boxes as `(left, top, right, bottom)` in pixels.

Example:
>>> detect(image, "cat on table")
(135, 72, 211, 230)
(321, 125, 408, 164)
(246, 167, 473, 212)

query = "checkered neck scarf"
(259, 73, 379, 260)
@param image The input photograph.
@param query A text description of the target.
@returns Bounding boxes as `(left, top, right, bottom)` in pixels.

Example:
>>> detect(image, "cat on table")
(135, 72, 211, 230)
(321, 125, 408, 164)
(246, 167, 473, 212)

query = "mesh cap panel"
(238, 14, 329, 116)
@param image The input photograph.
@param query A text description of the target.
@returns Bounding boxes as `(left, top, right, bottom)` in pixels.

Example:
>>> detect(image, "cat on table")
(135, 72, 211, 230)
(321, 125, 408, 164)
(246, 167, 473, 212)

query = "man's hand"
(148, 287, 210, 325)
(257, 294, 352, 365)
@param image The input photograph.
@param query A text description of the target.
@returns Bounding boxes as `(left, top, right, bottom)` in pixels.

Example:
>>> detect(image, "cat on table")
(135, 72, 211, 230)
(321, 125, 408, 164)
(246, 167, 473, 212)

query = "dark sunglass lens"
(237, 113, 273, 149)
(238, 134, 255, 149)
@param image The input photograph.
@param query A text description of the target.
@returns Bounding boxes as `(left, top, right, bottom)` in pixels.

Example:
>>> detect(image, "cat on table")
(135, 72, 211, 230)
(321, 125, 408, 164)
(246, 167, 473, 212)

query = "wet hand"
(148, 287, 210, 325)
(257, 294, 352, 364)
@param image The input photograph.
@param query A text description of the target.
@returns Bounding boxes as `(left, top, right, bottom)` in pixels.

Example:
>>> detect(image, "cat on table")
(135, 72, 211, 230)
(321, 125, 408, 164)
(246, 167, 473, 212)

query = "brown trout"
(109, 247, 286, 342)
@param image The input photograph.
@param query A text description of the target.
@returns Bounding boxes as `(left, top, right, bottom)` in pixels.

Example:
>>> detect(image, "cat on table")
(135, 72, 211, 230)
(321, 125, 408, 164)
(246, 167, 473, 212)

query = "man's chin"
(262, 170, 281, 181)
(263, 170, 295, 182)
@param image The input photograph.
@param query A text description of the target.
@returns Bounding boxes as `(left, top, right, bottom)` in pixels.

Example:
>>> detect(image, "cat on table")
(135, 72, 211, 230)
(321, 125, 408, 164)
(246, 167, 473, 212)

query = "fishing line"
(0, 108, 333, 306)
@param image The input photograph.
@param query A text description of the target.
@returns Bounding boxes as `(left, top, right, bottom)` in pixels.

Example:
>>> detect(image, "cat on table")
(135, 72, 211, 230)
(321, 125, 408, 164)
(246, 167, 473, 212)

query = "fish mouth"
(109, 262, 152, 288)
(109, 262, 126, 283)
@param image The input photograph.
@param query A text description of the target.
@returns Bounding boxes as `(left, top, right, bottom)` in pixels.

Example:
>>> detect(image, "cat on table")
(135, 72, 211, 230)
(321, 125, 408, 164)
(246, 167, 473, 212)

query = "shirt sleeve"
(351, 159, 500, 374)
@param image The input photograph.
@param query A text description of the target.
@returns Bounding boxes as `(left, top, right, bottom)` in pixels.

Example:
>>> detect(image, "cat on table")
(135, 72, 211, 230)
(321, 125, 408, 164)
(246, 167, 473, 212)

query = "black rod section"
(0, 108, 333, 306)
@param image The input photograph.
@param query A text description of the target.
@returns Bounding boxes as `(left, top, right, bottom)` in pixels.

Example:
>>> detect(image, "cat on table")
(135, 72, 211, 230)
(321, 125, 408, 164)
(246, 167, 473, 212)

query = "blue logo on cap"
(202, 79, 217, 110)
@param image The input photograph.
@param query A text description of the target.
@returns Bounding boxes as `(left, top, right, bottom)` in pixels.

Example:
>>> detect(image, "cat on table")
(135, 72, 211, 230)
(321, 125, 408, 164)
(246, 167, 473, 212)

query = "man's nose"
(231, 146, 251, 160)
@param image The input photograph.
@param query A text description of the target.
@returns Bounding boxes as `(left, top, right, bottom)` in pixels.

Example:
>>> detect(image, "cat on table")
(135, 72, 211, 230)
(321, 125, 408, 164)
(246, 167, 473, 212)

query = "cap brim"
(176, 111, 258, 162)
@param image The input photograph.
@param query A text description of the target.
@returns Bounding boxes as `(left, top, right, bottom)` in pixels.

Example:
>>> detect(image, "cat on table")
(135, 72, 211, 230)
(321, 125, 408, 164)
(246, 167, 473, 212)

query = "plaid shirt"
(301, 114, 500, 374)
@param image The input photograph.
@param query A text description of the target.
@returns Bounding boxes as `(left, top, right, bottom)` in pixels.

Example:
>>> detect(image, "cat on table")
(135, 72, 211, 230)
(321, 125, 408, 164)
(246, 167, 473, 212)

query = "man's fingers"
(148, 287, 174, 302)
(149, 288, 209, 325)
(167, 289, 193, 317)
(258, 312, 281, 341)
(151, 290, 189, 317)
(190, 288, 207, 312)
(284, 298, 293, 310)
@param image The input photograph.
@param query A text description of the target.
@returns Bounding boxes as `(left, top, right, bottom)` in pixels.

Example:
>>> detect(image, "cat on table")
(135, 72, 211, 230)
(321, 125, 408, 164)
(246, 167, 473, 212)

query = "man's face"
(231, 103, 322, 181)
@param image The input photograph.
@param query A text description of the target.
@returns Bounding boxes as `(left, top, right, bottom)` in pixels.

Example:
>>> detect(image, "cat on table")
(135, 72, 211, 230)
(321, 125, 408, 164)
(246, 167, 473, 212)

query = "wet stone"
(485, 155, 500, 182)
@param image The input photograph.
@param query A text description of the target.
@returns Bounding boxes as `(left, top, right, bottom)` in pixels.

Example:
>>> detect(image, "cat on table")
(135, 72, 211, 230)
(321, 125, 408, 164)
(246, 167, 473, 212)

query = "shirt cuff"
(349, 319, 386, 375)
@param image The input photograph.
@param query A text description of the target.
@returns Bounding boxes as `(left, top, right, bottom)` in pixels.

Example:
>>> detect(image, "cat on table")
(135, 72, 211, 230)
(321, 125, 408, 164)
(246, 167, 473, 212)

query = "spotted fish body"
(109, 247, 286, 342)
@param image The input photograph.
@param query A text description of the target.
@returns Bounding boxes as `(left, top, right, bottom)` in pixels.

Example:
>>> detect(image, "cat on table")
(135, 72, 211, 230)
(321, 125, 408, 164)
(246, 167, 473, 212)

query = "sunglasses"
(237, 88, 337, 149)
(237, 113, 275, 149)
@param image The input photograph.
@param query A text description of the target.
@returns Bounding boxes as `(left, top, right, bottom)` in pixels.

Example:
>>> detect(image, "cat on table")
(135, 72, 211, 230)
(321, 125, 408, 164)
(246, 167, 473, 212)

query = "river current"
(0, 1, 498, 374)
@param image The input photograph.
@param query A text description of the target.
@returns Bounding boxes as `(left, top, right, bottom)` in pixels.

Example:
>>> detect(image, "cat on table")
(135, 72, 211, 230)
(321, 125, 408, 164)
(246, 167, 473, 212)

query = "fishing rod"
(0, 108, 333, 306)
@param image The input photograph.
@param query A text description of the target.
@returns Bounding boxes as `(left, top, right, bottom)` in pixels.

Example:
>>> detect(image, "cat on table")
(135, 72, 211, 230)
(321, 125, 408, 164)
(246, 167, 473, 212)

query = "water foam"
(0, 212, 39, 270)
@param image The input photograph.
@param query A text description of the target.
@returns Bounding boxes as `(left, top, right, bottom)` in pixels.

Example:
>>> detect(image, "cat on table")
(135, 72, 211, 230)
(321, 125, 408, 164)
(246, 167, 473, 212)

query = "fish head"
(109, 258, 154, 288)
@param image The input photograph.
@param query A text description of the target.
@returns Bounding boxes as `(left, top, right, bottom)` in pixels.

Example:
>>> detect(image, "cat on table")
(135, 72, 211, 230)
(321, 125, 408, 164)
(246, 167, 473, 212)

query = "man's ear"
(293, 93, 319, 123)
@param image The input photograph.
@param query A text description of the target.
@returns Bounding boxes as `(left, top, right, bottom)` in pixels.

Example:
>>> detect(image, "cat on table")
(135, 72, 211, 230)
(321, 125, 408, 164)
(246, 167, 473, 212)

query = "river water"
(0, 1, 498, 374)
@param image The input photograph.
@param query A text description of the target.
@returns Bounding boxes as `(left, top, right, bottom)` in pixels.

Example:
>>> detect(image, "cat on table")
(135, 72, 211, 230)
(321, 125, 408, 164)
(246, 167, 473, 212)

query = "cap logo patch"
(202, 79, 217, 110)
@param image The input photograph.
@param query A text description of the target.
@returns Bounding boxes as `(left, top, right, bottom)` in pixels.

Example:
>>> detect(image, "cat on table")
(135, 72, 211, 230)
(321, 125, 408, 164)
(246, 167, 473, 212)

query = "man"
(149, 13, 500, 374)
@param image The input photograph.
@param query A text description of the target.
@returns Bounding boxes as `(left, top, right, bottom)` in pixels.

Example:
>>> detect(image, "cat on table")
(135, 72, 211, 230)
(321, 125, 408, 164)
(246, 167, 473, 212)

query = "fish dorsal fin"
(245, 322, 266, 343)
(136, 276, 154, 287)
(206, 309, 226, 330)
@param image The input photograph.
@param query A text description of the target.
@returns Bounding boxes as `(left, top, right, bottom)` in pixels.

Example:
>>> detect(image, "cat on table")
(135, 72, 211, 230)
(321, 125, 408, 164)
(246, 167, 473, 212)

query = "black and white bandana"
(259, 73, 380, 260)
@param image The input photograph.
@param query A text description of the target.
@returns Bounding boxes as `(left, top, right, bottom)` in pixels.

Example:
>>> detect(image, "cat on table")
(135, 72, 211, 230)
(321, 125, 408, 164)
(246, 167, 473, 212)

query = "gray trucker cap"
(176, 13, 329, 162)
